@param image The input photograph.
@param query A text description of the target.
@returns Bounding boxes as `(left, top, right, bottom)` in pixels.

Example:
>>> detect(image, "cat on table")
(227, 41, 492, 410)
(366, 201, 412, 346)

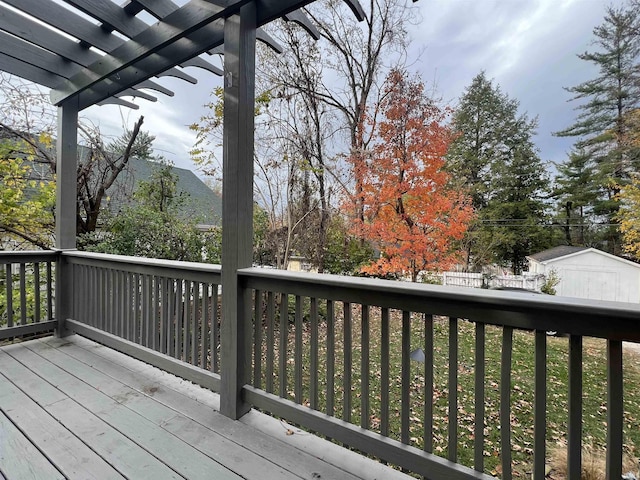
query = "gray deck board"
(0, 347, 184, 480)
(0, 410, 64, 480)
(39, 336, 371, 480)
(0, 335, 414, 480)
(0, 365, 123, 480)
(25, 339, 300, 480)
(5, 345, 238, 480)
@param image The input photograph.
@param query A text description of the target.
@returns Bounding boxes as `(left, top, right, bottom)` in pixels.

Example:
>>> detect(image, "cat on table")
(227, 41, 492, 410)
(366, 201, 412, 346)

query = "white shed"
(527, 246, 640, 303)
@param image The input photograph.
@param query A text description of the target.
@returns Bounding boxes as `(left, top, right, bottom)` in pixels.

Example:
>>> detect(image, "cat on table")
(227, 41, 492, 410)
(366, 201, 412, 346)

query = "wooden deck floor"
(0, 335, 411, 480)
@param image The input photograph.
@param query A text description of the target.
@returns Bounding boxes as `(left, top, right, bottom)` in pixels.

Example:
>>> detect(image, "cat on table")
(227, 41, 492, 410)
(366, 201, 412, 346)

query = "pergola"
(0, 0, 366, 419)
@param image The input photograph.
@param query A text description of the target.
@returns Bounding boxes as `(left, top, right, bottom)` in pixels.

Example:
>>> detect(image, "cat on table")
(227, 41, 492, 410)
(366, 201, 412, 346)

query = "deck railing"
(0, 250, 57, 341)
(239, 267, 640, 480)
(63, 251, 222, 391)
(2, 250, 640, 480)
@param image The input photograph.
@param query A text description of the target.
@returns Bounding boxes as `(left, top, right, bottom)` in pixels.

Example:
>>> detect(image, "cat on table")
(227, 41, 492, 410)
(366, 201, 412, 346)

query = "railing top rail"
(0, 250, 59, 262)
(63, 250, 222, 278)
(239, 268, 640, 342)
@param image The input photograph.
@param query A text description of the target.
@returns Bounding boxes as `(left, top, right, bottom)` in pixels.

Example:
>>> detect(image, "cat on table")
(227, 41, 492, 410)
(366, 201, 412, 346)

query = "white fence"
(436, 271, 545, 291)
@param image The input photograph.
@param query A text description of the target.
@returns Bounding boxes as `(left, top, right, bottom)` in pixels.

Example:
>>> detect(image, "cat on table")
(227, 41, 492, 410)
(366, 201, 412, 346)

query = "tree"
(0, 140, 55, 249)
(552, 149, 600, 246)
(616, 177, 640, 261)
(355, 70, 473, 282)
(0, 74, 149, 242)
(84, 162, 219, 262)
(481, 143, 552, 274)
(555, 5, 640, 253)
(447, 72, 552, 272)
(323, 213, 374, 275)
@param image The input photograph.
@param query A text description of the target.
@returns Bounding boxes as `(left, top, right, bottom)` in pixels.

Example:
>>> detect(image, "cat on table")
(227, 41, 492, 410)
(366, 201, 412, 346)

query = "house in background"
(527, 246, 640, 303)
(110, 157, 222, 229)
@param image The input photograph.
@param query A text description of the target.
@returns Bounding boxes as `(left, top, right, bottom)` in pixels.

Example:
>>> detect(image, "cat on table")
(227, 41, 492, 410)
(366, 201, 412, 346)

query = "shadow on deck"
(0, 335, 411, 480)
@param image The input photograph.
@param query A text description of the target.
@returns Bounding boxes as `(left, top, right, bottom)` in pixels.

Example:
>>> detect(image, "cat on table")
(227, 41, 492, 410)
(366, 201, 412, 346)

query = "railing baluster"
(294, 295, 303, 404)
(568, 335, 582, 480)
(534, 330, 547, 480)
(19, 263, 26, 325)
(191, 282, 199, 365)
(161, 277, 169, 354)
(175, 280, 184, 360)
(449, 317, 458, 460)
(173, 278, 184, 360)
(424, 314, 434, 454)
(107, 269, 114, 334)
(142, 275, 150, 347)
(201, 283, 209, 369)
(167, 278, 175, 357)
(361, 304, 370, 429)
(501, 326, 513, 480)
(72, 264, 79, 322)
(126, 272, 133, 340)
(121, 270, 127, 337)
(279, 293, 288, 399)
(5, 264, 13, 328)
(211, 285, 219, 373)
(99, 268, 106, 331)
(343, 302, 352, 423)
(183, 280, 191, 361)
(133, 273, 140, 343)
(326, 300, 335, 417)
(310, 297, 318, 410)
(381, 307, 390, 438)
(90, 266, 96, 327)
(253, 289, 262, 388)
(46, 261, 53, 320)
(120, 270, 127, 337)
(401, 310, 410, 445)
(152, 276, 159, 351)
(474, 321, 485, 471)
(265, 291, 274, 393)
(607, 339, 623, 480)
(107, 268, 114, 333)
(34, 262, 41, 323)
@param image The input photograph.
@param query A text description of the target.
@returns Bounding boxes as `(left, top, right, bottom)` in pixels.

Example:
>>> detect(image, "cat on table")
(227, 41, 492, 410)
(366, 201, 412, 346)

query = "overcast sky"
(82, 0, 626, 177)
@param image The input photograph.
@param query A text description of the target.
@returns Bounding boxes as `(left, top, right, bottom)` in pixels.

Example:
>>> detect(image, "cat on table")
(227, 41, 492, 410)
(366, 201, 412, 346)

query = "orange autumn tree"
(355, 70, 474, 282)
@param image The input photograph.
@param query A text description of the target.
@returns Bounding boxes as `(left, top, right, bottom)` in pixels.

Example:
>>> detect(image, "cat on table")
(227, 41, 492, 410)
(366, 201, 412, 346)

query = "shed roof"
(528, 246, 640, 269)
(528, 246, 588, 262)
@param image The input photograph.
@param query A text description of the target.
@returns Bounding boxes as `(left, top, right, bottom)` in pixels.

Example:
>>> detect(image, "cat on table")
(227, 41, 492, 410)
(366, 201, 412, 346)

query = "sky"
(81, 0, 626, 177)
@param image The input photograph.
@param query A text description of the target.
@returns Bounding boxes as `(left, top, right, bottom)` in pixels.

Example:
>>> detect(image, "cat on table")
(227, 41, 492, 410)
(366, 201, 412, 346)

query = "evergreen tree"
(482, 141, 552, 274)
(555, 5, 640, 253)
(552, 149, 600, 246)
(448, 73, 551, 272)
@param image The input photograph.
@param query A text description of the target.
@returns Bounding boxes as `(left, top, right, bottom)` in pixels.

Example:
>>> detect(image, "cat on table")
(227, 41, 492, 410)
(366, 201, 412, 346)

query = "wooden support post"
(220, 3, 256, 420)
(55, 99, 79, 337)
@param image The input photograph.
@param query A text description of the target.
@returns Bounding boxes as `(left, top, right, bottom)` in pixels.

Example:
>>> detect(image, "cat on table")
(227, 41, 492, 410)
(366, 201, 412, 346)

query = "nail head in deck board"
(7, 345, 240, 480)
(0, 411, 65, 480)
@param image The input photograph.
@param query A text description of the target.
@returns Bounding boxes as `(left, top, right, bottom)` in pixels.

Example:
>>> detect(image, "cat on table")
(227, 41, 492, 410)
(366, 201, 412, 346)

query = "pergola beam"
(51, 0, 353, 109)
(50, 0, 244, 106)
(2, 0, 187, 94)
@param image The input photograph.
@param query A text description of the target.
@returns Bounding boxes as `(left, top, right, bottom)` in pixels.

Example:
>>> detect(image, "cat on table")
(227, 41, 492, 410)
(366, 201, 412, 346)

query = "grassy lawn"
(255, 300, 640, 478)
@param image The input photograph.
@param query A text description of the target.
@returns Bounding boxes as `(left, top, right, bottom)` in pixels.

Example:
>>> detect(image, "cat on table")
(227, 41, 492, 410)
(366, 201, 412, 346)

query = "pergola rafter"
(0, 0, 356, 110)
